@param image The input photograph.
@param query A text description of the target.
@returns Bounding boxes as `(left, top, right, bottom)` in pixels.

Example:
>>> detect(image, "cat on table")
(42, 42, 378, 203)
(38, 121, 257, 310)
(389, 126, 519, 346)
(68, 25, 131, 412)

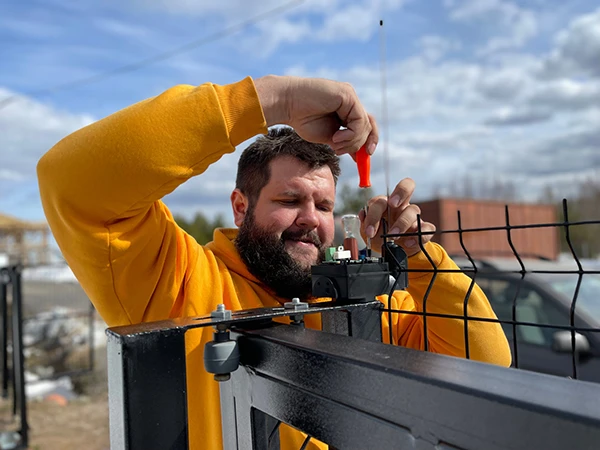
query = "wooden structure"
(0, 213, 50, 266)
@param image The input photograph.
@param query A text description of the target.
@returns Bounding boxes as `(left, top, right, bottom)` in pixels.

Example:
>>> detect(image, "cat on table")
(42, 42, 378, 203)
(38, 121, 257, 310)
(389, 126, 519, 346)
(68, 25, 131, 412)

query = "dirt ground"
(0, 382, 109, 450)
(0, 339, 110, 450)
(25, 392, 109, 450)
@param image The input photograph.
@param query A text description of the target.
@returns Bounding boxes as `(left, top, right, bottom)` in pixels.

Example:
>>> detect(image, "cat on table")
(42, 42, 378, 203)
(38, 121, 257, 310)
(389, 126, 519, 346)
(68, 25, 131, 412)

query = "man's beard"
(235, 211, 327, 301)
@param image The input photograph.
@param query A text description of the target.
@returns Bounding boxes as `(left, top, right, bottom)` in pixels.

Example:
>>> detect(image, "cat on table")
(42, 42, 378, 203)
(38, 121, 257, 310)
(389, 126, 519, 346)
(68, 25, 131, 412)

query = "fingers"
(364, 113, 379, 155)
(388, 204, 422, 236)
(388, 178, 415, 209)
(331, 84, 377, 155)
(362, 196, 388, 238)
(387, 206, 435, 256)
(400, 220, 436, 256)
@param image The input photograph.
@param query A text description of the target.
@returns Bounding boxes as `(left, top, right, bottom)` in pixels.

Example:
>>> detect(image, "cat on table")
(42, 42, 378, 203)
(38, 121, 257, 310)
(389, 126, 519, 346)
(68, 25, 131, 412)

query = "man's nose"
(296, 204, 319, 229)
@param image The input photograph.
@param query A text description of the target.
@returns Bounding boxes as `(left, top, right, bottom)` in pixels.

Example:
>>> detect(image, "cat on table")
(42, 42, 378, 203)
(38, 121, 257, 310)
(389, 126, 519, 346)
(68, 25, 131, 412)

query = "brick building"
(418, 198, 559, 260)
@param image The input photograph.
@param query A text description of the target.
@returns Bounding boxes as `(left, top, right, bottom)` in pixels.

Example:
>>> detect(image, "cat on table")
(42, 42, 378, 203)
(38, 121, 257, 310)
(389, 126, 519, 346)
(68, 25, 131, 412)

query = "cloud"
(418, 35, 461, 61)
(445, 0, 538, 54)
(284, 6, 600, 201)
(542, 7, 600, 78)
(135, 0, 408, 57)
(506, 126, 600, 176)
(0, 89, 94, 180)
(130, 0, 291, 17)
(483, 108, 553, 126)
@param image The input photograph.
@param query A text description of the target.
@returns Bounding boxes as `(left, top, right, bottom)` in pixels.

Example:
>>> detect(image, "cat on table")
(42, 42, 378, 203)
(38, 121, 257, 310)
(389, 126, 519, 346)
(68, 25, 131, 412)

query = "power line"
(0, 0, 304, 111)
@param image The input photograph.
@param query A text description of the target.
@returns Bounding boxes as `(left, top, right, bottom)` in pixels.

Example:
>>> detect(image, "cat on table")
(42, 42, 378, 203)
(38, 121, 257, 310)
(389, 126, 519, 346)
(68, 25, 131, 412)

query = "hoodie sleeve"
(37, 77, 267, 327)
(380, 242, 512, 367)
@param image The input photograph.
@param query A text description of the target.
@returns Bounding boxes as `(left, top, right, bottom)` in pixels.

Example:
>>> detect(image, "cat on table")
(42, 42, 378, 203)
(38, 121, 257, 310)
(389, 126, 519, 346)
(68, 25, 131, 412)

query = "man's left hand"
(358, 178, 436, 257)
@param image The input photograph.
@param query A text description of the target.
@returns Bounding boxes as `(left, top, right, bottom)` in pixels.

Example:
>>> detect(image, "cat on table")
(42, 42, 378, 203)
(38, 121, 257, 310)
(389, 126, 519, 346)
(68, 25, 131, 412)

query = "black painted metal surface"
(107, 327, 188, 449)
(232, 323, 600, 450)
(0, 266, 28, 449)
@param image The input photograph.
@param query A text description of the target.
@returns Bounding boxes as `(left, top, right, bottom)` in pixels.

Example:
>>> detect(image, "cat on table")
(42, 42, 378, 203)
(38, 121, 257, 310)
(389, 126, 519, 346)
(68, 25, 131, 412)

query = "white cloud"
(543, 7, 600, 78)
(418, 35, 461, 61)
(446, 0, 539, 54)
(284, 8, 600, 201)
(135, 0, 408, 57)
(0, 89, 95, 180)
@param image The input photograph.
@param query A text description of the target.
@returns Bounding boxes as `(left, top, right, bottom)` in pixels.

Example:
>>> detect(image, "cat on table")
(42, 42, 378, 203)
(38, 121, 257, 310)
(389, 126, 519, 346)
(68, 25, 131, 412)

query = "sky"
(1, 0, 599, 226)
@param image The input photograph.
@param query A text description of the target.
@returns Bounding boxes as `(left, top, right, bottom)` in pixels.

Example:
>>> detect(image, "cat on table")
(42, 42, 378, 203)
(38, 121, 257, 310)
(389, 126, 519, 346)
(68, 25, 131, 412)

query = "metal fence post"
(10, 265, 28, 448)
(107, 324, 189, 449)
(88, 302, 95, 372)
(0, 271, 8, 399)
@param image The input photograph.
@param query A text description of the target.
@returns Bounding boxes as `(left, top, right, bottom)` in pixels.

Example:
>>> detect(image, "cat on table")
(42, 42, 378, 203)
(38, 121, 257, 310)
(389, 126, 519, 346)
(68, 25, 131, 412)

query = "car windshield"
(540, 273, 600, 325)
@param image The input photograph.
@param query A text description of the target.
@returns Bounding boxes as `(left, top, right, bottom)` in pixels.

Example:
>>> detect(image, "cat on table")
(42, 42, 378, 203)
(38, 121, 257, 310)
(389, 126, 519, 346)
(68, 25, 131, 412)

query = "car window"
(475, 277, 569, 347)
(544, 274, 600, 326)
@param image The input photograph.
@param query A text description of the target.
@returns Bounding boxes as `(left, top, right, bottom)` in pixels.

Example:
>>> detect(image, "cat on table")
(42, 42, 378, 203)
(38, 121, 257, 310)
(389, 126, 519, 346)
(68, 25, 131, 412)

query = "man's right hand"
(254, 75, 378, 157)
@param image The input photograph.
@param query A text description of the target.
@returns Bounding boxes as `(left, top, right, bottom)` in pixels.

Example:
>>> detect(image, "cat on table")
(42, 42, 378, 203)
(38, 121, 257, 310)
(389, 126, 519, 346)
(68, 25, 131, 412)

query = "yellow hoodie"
(37, 76, 510, 450)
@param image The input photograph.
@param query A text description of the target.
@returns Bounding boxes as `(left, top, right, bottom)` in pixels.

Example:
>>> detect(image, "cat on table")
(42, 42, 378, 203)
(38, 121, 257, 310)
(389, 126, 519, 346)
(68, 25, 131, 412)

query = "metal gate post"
(10, 266, 28, 448)
(107, 324, 189, 449)
(0, 272, 8, 399)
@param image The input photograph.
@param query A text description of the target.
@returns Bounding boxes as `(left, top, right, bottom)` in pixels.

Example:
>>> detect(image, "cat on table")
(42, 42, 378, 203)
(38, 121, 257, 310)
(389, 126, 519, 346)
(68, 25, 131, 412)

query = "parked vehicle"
(452, 256, 600, 383)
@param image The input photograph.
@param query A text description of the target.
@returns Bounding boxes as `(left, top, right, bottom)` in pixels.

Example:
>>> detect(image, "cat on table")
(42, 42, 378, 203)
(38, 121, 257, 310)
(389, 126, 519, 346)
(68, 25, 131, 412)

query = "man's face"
(234, 156, 336, 299)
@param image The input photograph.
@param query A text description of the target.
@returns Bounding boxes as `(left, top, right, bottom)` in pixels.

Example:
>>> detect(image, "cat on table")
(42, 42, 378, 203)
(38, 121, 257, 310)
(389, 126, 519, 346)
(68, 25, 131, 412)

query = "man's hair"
(235, 127, 341, 204)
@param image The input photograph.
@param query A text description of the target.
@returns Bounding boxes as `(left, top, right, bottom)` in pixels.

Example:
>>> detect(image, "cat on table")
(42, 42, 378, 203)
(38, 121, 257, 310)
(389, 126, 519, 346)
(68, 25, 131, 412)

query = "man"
(37, 75, 510, 450)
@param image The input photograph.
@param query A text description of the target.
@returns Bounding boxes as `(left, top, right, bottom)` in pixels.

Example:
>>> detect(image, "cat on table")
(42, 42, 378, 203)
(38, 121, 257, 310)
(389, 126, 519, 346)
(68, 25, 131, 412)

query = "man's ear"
(231, 189, 249, 227)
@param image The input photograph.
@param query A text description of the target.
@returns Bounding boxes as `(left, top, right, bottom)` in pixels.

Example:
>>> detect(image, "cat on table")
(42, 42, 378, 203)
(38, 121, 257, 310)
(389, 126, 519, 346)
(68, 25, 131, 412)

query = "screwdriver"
(356, 144, 371, 188)
(355, 144, 372, 256)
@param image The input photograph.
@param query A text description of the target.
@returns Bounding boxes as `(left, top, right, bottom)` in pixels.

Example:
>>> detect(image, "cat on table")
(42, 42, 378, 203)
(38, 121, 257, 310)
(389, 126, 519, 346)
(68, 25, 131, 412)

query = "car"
(451, 256, 600, 383)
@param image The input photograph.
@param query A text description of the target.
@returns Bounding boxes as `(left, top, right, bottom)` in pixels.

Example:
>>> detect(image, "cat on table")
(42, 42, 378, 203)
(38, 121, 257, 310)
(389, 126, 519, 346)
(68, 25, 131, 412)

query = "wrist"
(254, 75, 291, 127)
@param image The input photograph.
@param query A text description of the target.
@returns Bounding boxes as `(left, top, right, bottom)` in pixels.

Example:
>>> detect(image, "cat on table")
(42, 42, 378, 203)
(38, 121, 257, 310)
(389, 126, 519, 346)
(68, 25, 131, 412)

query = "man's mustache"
(281, 229, 322, 248)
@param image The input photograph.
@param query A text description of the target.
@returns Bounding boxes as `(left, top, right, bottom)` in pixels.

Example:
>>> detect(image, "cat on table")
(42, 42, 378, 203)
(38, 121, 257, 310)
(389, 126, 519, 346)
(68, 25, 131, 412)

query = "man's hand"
(254, 75, 378, 157)
(358, 178, 436, 257)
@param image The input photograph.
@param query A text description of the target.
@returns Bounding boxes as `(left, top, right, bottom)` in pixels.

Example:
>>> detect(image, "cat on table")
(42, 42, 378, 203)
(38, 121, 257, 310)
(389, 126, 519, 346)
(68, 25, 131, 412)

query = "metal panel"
(106, 327, 189, 450)
(232, 323, 600, 450)
(320, 300, 382, 342)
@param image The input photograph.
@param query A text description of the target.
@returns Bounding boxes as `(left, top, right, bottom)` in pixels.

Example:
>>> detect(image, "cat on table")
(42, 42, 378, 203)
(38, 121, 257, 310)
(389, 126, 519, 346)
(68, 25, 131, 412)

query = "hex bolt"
(211, 303, 232, 320)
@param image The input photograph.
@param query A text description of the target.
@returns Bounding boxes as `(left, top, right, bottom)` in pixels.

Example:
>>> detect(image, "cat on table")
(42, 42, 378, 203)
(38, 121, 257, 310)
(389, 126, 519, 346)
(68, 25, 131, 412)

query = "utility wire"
(0, 0, 304, 110)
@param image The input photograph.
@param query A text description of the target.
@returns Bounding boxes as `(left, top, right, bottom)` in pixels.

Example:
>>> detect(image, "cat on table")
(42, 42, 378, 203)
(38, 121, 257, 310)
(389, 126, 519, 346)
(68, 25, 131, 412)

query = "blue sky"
(1, 0, 599, 226)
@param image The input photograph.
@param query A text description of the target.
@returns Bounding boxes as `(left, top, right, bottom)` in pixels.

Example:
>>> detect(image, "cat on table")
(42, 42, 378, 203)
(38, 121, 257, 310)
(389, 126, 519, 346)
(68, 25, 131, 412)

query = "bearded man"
(38, 75, 510, 450)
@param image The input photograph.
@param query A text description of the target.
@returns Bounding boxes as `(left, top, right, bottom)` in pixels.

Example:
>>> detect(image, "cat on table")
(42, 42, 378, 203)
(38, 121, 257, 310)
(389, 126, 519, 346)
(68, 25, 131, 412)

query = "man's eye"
(318, 205, 333, 212)
(278, 200, 296, 205)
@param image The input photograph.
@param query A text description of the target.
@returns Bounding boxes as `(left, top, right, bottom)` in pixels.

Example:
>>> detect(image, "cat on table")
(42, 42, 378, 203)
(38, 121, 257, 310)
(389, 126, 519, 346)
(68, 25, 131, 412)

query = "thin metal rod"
(505, 205, 523, 369)
(383, 218, 600, 238)
(562, 199, 583, 380)
(416, 215, 435, 352)
(381, 308, 600, 332)
(457, 211, 475, 360)
(268, 421, 281, 446)
(299, 435, 312, 450)
(88, 302, 95, 372)
(379, 19, 390, 214)
(0, 278, 8, 398)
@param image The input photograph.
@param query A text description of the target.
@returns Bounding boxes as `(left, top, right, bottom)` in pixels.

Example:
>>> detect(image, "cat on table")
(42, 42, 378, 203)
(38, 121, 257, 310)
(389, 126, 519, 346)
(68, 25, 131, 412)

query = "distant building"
(0, 213, 50, 266)
(419, 198, 559, 261)
(334, 198, 559, 261)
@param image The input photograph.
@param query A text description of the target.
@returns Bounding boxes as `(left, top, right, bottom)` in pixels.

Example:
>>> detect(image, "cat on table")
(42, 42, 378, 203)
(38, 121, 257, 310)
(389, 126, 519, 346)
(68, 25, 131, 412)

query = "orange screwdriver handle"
(356, 145, 371, 188)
